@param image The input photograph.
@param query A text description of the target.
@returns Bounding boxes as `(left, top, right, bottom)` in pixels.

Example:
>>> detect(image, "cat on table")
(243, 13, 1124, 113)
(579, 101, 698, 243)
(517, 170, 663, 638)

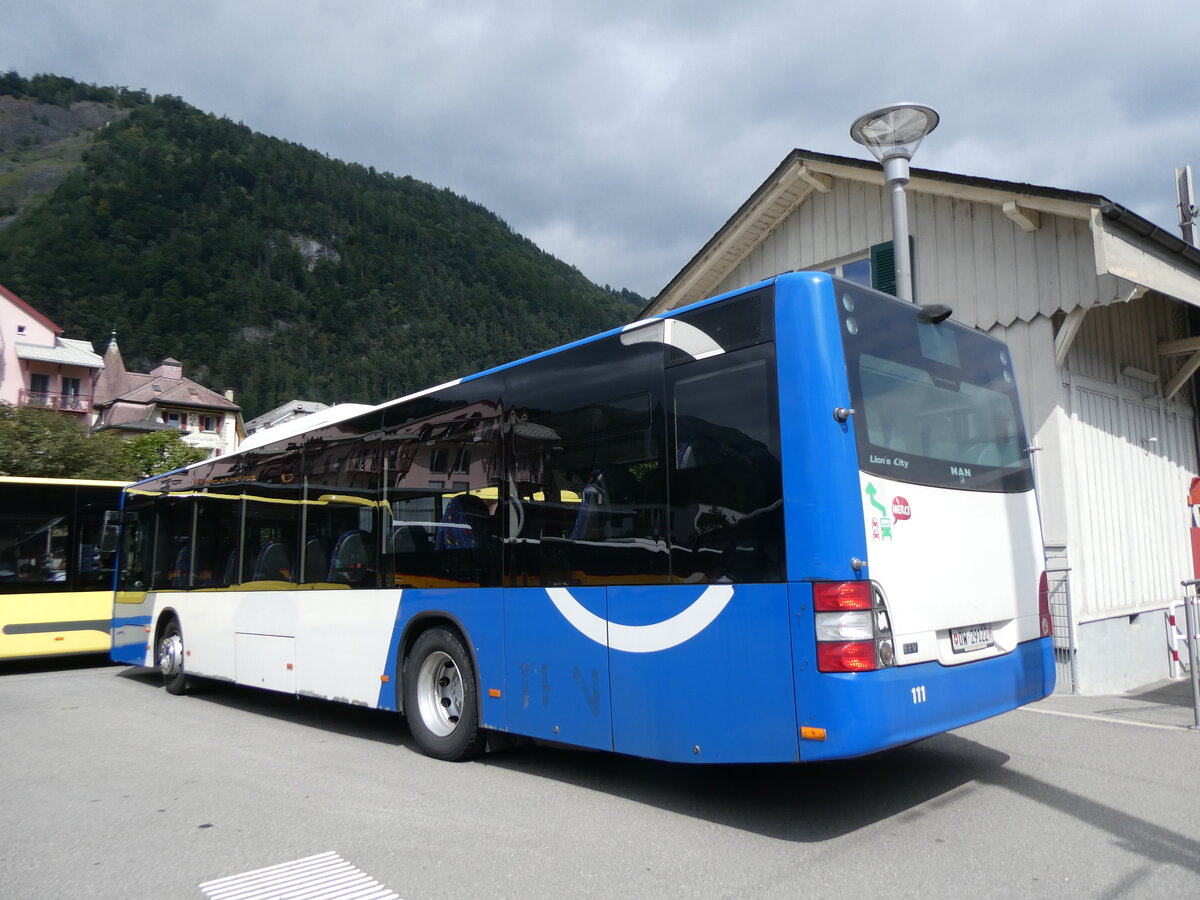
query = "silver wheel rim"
(159, 632, 183, 679)
(416, 650, 463, 737)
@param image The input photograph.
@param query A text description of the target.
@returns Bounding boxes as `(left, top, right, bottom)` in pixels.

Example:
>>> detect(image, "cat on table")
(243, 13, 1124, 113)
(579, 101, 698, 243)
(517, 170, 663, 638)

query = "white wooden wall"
(714, 179, 1102, 332)
(1052, 296, 1198, 620)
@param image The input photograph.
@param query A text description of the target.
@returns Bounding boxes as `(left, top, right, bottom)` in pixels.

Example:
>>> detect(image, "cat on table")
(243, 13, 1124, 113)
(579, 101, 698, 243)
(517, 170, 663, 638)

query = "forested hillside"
(0, 73, 642, 416)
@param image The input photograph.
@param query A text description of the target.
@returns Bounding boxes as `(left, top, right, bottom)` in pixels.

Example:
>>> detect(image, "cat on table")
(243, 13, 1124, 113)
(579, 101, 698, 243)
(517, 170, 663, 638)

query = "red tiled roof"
(105, 373, 240, 411)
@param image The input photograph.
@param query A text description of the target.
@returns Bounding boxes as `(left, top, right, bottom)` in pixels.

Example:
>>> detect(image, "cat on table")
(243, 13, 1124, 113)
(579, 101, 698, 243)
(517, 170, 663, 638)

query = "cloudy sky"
(3, 1, 1198, 298)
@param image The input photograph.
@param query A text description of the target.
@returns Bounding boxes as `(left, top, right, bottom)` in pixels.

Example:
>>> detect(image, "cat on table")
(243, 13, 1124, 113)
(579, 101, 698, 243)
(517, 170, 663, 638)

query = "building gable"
(646, 149, 1200, 337)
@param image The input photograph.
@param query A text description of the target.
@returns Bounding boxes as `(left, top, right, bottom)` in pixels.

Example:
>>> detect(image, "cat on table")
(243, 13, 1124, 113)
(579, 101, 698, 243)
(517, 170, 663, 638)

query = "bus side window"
(669, 348, 785, 584)
(379, 386, 503, 588)
(152, 498, 194, 591)
(117, 505, 152, 592)
(0, 500, 69, 588)
(508, 397, 668, 587)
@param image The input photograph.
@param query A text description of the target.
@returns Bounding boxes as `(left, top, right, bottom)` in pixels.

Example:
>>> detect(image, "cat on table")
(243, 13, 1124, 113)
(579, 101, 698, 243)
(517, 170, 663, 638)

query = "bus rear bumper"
(798, 636, 1054, 761)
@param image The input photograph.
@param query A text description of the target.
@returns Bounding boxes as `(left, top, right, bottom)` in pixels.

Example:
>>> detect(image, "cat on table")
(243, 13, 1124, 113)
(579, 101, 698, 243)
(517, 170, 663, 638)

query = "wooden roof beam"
(1055, 307, 1087, 367)
(1159, 335, 1200, 357)
(1003, 200, 1041, 232)
(1164, 350, 1200, 400)
(796, 165, 832, 193)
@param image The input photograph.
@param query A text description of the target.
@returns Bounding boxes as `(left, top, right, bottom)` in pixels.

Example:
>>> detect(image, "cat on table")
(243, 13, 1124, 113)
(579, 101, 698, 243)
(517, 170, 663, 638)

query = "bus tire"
(158, 618, 189, 695)
(404, 626, 486, 761)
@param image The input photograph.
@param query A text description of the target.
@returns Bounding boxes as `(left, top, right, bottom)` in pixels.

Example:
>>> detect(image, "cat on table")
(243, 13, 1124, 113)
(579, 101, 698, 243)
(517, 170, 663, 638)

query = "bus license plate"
(951, 624, 993, 653)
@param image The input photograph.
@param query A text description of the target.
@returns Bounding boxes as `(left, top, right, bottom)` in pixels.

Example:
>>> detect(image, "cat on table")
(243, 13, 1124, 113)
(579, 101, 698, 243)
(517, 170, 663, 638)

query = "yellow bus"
(0, 476, 126, 659)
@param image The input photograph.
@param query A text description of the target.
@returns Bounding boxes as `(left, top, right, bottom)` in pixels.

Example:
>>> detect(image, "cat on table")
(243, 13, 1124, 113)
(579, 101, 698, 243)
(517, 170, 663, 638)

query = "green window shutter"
(869, 241, 896, 295)
(869, 238, 916, 299)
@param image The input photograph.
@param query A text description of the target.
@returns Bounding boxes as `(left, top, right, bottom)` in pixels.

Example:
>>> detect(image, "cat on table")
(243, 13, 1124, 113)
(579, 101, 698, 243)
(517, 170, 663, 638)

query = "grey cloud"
(2, 0, 1198, 297)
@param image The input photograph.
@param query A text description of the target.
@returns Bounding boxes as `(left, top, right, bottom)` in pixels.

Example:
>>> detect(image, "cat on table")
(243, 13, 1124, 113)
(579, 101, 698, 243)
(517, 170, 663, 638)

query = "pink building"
(0, 283, 103, 420)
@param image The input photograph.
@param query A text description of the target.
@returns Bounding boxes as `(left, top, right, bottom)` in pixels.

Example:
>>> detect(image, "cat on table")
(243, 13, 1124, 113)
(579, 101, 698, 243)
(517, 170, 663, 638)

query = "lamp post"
(850, 103, 939, 302)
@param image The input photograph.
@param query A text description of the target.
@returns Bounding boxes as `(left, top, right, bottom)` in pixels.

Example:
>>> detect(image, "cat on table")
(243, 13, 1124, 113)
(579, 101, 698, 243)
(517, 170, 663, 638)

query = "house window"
(201, 415, 220, 433)
(61, 377, 83, 411)
(820, 238, 915, 298)
(164, 411, 183, 428)
(28, 373, 51, 406)
(821, 255, 872, 286)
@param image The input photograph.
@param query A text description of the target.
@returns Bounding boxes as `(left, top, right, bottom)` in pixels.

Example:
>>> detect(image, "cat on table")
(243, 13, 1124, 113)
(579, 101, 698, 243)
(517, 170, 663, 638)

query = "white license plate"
(951, 623, 994, 653)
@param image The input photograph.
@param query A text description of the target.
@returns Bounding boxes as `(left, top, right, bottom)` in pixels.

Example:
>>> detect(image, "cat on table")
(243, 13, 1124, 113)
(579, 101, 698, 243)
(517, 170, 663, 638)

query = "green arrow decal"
(865, 482, 887, 517)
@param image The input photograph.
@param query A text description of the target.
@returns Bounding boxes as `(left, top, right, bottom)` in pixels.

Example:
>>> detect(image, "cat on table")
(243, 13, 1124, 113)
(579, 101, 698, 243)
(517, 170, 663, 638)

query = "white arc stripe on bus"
(619, 318, 724, 360)
(546, 585, 734, 653)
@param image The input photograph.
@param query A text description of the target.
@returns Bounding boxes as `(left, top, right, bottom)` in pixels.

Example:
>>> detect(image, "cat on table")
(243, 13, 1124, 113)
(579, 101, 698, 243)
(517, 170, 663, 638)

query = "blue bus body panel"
(772, 273, 869, 583)
(111, 612, 152, 665)
(378, 587, 508, 729)
(503, 586, 613, 751)
(794, 627, 1054, 762)
(790, 579, 1054, 763)
(608, 583, 797, 763)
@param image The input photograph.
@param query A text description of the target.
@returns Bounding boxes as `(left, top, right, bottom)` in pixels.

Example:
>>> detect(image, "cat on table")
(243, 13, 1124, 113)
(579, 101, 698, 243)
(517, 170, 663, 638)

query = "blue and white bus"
(111, 272, 1054, 763)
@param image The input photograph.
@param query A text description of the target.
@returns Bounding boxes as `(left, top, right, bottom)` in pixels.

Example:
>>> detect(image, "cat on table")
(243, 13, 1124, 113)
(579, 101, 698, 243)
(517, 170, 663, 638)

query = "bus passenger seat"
(170, 545, 190, 587)
(391, 525, 431, 554)
(924, 418, 957, 460)
(222, 549, 239, 586)
(329, 530, 374, 584)
(303, 538, 328, 583)
(435, 494, 490, 550)
(252, 541, 292, 582)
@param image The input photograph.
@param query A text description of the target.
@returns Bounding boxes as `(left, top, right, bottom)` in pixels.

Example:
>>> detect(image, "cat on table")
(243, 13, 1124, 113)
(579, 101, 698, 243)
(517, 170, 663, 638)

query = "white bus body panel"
(859, 472, 1044, 667)
(135, 590, 402, 705)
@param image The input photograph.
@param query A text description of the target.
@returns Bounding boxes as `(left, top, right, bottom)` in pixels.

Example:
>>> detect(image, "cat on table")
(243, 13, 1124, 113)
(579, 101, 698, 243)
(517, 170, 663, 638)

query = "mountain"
(0, 73, 146, 228)
(0, 73, 643, 417)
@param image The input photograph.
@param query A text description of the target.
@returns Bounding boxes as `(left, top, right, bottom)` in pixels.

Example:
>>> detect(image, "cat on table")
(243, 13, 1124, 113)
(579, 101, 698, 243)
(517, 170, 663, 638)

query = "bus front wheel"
(158, 619, 189, 695)
(403, 627, 486, 761)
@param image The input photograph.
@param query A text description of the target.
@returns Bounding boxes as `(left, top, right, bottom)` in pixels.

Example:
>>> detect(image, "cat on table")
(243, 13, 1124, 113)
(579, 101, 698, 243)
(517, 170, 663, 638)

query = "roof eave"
(643, 148, 1194, 318)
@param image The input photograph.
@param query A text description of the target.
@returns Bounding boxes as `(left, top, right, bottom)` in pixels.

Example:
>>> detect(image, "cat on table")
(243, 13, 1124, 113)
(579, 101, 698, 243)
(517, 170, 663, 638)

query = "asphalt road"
(1, 656, 1198, 899)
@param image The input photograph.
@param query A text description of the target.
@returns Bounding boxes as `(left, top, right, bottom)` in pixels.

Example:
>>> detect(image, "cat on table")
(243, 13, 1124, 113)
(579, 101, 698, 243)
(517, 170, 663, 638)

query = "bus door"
(500, 333, 673, 751)
(503, 410, 613, 751)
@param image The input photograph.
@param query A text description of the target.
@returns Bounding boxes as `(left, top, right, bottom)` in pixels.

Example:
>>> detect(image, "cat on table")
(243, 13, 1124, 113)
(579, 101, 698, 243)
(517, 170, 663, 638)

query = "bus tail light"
(813, 581, 872, 610)
(817, 641, 877, 672)
(1038, 571, 1054, 638)
(814, 580, 894, 672)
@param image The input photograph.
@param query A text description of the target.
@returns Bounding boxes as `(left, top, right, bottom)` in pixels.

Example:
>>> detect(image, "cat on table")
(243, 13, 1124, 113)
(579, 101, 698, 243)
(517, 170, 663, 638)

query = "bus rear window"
(837, 282, 1033, 493)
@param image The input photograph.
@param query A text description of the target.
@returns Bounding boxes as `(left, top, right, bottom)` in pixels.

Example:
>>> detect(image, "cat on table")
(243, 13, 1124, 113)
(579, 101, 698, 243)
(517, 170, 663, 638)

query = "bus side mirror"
(100, 509, 130, 553)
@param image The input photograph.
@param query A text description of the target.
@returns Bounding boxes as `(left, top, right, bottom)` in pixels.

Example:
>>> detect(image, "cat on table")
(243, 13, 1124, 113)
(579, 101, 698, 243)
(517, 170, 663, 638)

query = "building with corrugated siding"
(643, 149, 1200, 694)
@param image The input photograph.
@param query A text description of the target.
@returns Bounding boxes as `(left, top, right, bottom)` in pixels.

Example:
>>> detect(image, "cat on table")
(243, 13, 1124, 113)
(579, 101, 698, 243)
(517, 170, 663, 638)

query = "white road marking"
(1020, 705, 1187, 731)
(200, 850, 399, 899)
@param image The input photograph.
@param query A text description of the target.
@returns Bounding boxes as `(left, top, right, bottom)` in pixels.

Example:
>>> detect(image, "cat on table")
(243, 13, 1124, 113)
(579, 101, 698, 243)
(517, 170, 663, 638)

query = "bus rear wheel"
(404, 627, 486, 761)
(158, 619, 189, 695)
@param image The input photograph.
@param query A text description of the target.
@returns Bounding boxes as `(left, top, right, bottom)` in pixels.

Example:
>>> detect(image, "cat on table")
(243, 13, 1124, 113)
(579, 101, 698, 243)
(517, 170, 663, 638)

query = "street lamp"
(850, 103, 939, 302)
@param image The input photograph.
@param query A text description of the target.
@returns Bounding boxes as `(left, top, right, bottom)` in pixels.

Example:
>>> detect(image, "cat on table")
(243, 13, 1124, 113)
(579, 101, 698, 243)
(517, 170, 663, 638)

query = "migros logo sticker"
(865, 482, 914, 540)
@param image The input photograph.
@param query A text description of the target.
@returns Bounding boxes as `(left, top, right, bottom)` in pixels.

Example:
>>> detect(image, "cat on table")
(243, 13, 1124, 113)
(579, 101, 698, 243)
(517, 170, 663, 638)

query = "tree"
(0, 404, 207, 479)
(118, 430, 208, 478)
(0, 404, 124, 478)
